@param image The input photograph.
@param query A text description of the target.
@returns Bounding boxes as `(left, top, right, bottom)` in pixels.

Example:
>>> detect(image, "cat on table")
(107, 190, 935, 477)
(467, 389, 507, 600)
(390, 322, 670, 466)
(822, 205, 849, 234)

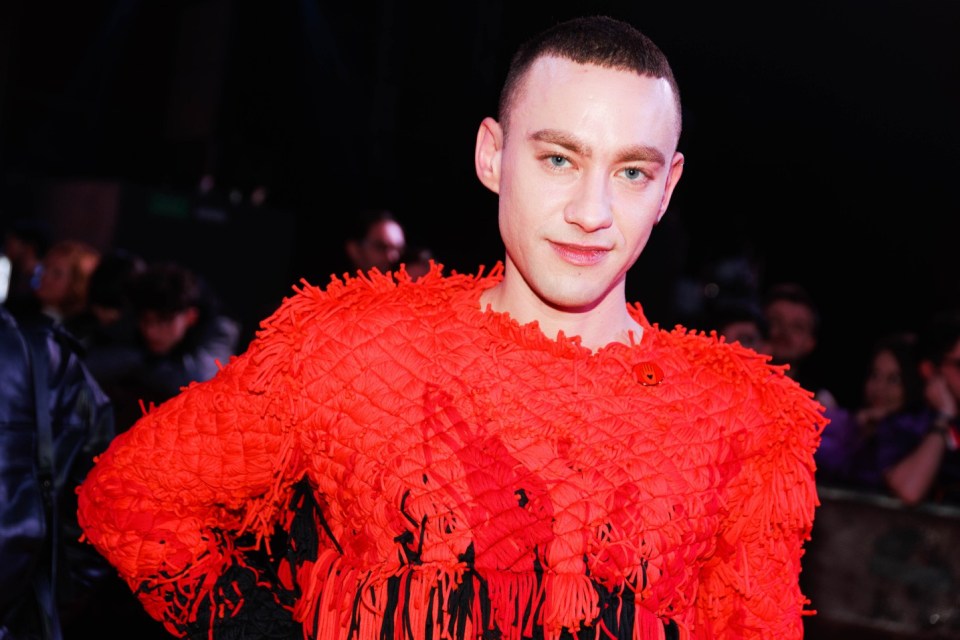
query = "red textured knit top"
(77, 264, 825, 640)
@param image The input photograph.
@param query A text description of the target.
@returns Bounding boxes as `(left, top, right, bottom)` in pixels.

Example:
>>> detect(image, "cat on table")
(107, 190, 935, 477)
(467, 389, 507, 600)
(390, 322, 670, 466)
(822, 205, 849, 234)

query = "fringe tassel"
(542, 573, 600, 640)
(633, 606, 666, 640)
(486, 572, 541, 640)
(297, 550, 353, 639)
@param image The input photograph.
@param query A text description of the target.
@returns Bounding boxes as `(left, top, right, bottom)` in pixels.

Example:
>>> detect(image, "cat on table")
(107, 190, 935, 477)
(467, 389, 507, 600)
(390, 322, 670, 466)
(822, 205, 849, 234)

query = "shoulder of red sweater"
(645, 322, 773, 368)
(250, 263, 500, 342)
(641, 322, 818, 403)
(642, 326, 827, 442)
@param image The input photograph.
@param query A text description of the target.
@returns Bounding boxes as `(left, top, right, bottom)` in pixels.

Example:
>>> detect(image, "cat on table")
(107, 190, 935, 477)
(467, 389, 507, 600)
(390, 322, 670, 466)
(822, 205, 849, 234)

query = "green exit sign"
(147, 192, 191, 218)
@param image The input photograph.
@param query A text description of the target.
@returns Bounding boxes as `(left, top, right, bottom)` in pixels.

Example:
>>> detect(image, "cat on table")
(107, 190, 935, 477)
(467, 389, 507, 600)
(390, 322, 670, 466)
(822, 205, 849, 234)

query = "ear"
(655, 152, 685, 224)
(475, 117, 504, 195)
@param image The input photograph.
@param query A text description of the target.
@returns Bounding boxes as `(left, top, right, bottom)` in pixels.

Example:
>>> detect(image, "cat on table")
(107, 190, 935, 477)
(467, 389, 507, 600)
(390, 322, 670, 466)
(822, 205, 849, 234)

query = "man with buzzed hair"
(78, 16, 824, 639)
(343, 207, 407, 275)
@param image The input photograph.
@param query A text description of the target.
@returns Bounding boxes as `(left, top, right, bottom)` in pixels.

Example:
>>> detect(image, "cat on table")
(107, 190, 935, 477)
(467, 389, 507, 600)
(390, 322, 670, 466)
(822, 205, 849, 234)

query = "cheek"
(39, 275, 66, 296)
(149, 327, 177, 352)
(498, 172, 543, 248)
(500, 163, 534, 211)
(618, 210, 657, 254)
(497, 208, 526, 260)
(614, 187, 664, 233)
(500, 153, 569, 215)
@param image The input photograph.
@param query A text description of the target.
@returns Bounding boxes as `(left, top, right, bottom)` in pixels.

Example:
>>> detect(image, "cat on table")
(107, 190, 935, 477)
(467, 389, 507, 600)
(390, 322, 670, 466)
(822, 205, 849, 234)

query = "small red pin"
(633, 362, 664, 386)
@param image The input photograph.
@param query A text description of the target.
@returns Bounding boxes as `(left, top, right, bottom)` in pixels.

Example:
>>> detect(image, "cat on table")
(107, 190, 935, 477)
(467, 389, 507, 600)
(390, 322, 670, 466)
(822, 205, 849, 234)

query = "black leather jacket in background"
(0, 307, 116, 637)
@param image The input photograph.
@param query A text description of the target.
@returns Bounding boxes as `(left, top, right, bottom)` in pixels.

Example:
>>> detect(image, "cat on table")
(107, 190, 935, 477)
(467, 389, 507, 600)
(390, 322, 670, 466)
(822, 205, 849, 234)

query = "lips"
(550, 241, 610, 266)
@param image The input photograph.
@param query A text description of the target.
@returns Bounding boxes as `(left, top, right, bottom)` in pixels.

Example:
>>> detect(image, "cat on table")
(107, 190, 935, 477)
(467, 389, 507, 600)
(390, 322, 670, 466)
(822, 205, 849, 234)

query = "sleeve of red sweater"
(692, 343, 826, 639)
(76, 284, 326, 637)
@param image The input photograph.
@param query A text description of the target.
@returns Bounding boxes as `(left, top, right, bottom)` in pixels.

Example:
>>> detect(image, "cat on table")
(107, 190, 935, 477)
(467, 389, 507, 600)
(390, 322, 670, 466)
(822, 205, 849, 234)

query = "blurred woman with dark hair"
(816, 332, 928, 492)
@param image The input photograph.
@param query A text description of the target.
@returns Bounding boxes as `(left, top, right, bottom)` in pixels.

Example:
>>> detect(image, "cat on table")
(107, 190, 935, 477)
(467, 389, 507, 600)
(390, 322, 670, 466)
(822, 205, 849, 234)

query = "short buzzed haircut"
(129, 262, 201, 317)
(497, 15, 682, 138)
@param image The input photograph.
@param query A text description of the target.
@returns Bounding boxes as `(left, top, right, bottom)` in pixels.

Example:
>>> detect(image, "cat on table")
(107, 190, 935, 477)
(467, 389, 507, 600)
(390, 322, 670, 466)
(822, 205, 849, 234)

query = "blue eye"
(623, 168, 645, 181)
(548, 155, 569, 168)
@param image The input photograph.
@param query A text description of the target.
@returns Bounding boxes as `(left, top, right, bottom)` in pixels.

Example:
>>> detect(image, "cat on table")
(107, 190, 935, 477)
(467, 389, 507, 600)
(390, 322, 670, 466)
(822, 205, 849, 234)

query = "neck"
(479, 274, 642, 352)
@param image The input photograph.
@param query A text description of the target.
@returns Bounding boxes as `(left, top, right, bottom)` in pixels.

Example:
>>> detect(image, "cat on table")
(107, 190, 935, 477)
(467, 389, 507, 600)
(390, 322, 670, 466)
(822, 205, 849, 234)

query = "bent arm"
(884, 427, 947, 505)
(885, 375, 954, 505)
(77, 338, 305, 636)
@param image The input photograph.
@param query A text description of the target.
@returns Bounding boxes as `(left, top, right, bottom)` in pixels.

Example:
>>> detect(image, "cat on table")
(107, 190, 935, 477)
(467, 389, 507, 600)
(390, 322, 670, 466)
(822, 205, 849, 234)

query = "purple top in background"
(816, 406, 936, 493)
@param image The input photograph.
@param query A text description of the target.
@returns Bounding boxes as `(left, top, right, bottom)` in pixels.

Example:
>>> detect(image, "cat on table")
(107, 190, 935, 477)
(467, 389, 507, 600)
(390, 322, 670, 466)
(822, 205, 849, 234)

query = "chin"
(536, 284, 610, 313)
(546, 270, 626, 309)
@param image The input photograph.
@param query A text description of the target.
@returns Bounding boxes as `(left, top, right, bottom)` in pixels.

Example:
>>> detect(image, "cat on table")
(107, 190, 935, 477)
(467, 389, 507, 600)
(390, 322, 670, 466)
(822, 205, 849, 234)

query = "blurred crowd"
(697, 271, 960, 507)
(3, 209, 958, 507)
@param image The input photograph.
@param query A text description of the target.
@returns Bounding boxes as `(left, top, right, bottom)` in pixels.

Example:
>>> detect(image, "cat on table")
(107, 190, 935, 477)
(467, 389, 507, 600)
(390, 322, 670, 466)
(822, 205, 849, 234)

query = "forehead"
(366, 220, 406, 248)
(766, 300, 814, 322)
(725, 320, 762, 334)
(140, 308, 188, 323)
(871, 349, 899, 371)
(368, 220, 404, 242)
(508, 56, 680, 146)
(44, 254, 71, 269)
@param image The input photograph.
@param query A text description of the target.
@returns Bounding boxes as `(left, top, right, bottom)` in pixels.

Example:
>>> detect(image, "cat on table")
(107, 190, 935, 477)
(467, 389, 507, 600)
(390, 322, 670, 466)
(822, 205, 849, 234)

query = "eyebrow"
(530, 129, 665, 165)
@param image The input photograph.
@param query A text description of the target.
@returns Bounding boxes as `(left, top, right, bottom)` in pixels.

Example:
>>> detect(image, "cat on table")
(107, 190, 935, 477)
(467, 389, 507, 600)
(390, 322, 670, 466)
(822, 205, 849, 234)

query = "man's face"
(476, 57, 683, 314)
(721, 320, 768, 354)
(138, 308, 198, 356)
(36, 253, 72, 308)
(348, 220, 406, 273)
(764, 300, 817, 365)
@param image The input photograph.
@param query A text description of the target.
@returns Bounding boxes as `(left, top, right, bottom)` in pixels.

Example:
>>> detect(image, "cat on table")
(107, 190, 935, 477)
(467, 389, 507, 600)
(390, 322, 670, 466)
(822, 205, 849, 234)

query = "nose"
(563, 170, 613, 232)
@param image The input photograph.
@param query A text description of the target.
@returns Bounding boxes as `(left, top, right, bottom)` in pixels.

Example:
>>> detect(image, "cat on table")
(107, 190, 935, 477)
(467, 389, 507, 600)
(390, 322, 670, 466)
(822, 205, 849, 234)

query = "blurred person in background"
(763, 281, 837, 409)
(816, 332, 929, 493)
(105, 260, 241, 432)
(66, 248, 148, 391)
(28, 239, 100, 328)
(342, 208, 406, 275)
(884, 311, 960, 505)
(398, 244, 435, 281)
(1, 218, 52, 319)
(0, 304, 115, 639)
(700, 297, 769, 355)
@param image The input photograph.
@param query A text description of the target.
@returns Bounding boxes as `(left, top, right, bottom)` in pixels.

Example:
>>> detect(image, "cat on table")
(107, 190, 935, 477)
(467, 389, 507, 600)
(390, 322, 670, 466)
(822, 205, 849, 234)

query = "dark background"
(1, 0, 958, 406)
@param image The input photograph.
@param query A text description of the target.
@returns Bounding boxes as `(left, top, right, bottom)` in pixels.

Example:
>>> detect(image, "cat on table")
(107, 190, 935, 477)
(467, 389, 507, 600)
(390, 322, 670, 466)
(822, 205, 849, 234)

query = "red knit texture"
(77, 263, 826, 639)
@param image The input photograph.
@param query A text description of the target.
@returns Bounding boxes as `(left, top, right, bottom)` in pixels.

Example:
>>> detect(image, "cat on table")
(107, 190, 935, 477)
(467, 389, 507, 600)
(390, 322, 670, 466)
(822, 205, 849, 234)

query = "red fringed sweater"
(77, 264, 825, 640)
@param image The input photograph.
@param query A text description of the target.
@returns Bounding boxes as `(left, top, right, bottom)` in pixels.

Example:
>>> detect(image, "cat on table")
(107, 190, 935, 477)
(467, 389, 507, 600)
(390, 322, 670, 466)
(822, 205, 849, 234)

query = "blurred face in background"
(348, 220, 406, 273)
(721, 320, 768, 354)
(35, 252, 72, 309)
(35, 242, 99, 317)
(138, 307, 198, 356)
(863, 348, 905, 415)
(764, 300, 816, 365)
